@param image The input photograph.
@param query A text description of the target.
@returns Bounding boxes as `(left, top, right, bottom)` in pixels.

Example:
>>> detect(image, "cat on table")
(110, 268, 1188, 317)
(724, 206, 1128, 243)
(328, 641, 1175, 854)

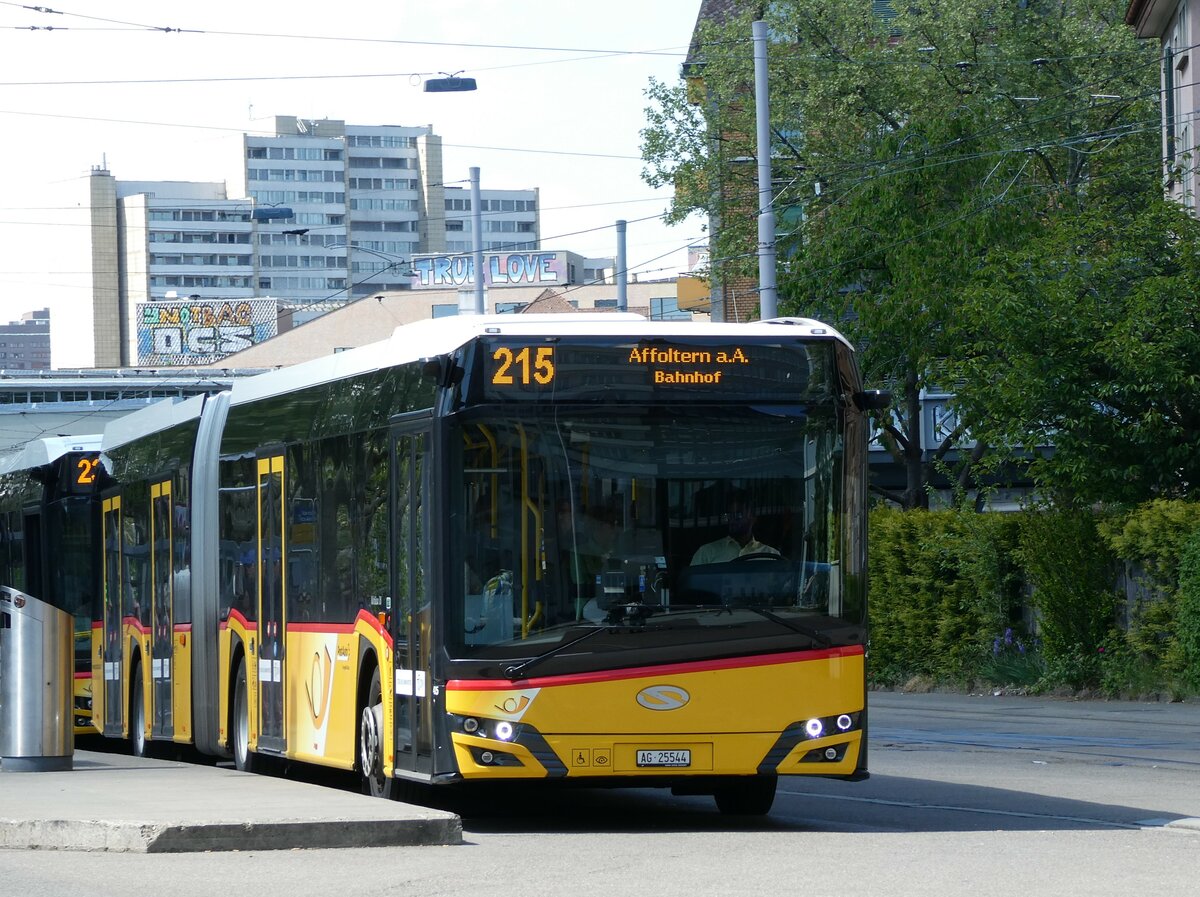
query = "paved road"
(3, 692, 1198, 897)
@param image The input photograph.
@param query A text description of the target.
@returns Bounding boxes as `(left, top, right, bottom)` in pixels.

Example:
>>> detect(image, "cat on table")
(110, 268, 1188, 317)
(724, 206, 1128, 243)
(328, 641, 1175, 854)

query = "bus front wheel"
(360, 667, 398, 799)
(714, 777, 777, 816)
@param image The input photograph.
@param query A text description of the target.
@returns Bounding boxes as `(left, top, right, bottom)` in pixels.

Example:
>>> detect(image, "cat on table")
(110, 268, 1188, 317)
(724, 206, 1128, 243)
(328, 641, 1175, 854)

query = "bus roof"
(102, 392, 208, 454)
(0, 434, 103, 477)
(228, 314, 852, 409)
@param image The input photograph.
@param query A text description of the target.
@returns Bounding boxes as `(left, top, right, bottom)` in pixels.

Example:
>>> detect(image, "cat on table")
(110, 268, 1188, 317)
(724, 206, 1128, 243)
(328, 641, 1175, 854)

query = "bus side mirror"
(421, 355, 462, 387)
(854, 389, 891, 411)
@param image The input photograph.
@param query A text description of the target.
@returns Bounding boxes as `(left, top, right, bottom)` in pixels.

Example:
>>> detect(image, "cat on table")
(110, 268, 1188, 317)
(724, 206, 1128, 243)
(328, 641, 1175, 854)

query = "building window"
(651, 297, 690, 321)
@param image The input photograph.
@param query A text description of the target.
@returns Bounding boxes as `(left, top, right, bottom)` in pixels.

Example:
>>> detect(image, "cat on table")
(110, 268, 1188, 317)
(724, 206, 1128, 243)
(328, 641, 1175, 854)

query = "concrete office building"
(89, 173, 264, 367)
(0, 309, 52, 370)
(240, 116, 540, 299)
(90, 116, 541, 366)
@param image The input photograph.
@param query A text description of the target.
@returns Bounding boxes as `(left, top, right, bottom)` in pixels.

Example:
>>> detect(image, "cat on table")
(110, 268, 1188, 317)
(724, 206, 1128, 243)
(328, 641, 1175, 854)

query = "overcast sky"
(0, 0, 705, 367)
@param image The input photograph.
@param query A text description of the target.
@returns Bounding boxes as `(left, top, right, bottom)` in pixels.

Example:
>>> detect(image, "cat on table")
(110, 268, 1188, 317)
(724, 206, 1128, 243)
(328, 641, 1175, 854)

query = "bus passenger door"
(100, 496, 123, 737)
(149, 480, 173, 738)
(256, 454, 286, 754)
(391, 424, 432, 776)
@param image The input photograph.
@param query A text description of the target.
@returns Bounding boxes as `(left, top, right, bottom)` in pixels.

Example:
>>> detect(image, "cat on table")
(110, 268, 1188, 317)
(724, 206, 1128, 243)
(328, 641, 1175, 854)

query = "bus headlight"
(836, 714, 853, 731)
(494, 721, 514, 741)
(804, 718, 824, 738)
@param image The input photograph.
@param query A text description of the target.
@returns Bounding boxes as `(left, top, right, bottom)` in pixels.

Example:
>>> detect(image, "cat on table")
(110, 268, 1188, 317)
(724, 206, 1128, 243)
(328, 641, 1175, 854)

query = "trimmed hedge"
(1015, 509, 1117, 689)
(868, 502, 1200, 696)
(869, 508, 1022, 686)
(1179, 530, 1200, 693)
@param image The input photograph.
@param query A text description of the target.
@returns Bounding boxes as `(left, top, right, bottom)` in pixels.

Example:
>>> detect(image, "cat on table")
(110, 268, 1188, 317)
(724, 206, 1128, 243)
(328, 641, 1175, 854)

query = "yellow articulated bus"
(0, 436, 104, 737)
(94, 314, 884, 815)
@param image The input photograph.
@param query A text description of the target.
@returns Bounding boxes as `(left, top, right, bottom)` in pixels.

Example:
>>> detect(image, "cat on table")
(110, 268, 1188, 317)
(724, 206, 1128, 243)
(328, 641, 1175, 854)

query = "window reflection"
(450, 406, 853, 664)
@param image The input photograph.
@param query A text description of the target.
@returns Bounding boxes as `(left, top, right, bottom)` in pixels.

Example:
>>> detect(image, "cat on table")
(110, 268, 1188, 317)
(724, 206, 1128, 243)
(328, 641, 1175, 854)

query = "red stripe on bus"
(292, 609, 396, 642)
(230, 611, 393, 646)
(447, 645, 865, 691)
(221, 608, 256, 631)
(288, 621, 359, 634)
(353, 609, 393, 646)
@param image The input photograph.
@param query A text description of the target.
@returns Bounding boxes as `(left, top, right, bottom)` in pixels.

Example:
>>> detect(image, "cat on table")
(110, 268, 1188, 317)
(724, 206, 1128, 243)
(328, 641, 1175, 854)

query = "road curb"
(0, 815, 463, 853)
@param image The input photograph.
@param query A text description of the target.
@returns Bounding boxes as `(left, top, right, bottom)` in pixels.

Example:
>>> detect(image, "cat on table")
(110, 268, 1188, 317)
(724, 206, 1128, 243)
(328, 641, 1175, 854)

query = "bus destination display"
(480, 338, 825, 402)
(64, 451, 102, 495)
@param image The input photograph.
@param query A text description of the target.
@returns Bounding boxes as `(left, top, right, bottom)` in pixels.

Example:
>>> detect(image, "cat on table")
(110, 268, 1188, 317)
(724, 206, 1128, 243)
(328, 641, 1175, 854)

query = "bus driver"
(690, 490, 780, 565)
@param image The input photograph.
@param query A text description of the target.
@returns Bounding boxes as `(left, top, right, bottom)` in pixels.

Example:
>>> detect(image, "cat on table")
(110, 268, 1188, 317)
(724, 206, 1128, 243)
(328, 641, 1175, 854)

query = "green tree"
(953, 194, 1200, 505)
(642, 0, 1161, 507)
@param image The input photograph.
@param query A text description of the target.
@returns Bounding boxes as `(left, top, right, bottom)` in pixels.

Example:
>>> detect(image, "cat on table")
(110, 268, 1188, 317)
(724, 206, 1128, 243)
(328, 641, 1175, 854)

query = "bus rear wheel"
(130, 668, 147, 758)
(714, 777, 777, 816)
(232, 657, 255, 773)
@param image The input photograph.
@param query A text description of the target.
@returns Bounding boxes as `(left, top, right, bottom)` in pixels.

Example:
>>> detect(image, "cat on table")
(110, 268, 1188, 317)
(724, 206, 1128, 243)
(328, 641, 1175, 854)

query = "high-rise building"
(0, 309, 51, 370)
(90, 117, 541, 366)
(89, 172, 266, 366)
(241, 117, 540, 300)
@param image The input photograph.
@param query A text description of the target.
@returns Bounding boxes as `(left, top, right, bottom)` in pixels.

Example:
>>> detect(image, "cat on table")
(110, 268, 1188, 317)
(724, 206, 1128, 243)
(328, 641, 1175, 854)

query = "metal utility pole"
(470, 167, 485, 314)
(616, 219, 628, 311)
(752, 19, 778, 320)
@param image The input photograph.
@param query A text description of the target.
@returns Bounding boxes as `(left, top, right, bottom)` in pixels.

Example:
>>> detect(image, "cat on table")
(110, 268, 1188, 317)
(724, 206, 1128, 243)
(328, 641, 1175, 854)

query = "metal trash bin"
(0, 586, 74, 772)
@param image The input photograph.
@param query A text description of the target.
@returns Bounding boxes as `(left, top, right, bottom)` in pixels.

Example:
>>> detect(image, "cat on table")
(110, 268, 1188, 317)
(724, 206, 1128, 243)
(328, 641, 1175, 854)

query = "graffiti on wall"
(137, 298, 278, 365)
(410, 251, 566, 290)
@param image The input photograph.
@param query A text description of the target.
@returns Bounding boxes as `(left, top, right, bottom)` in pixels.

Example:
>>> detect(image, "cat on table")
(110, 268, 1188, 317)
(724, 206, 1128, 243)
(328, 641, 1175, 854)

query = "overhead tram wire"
(759, 48, 1170, 188)
(1, 373, 240, 455)
(0, 44, 688, 84)
(0, 105, 1171, 236)
(0, 108, 645, 161)
(792, 114, 1174, 218)
(785, 150, 1193, 287)
(800, 110, 1183, 215)
(160, 211, 675, 337)
(0, 188, 676, 232)
(708, 70, 1179, 218)
(0, 195, 671, 219)
(677, 144, 1195, 289)
(0, 2, 686, 57)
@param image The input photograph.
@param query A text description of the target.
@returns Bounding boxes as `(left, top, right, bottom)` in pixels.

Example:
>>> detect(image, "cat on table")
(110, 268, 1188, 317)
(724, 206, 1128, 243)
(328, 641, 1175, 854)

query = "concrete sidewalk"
(0, 750, 461, 853)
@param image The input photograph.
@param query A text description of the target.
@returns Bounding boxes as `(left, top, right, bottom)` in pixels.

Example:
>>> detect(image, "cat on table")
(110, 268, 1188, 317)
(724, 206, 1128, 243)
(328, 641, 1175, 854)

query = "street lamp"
(424, 72, 477, 92)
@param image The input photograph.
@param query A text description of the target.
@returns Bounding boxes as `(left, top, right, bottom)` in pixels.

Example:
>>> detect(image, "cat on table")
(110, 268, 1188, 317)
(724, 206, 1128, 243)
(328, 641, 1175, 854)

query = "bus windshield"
(447, 402, 862, 677)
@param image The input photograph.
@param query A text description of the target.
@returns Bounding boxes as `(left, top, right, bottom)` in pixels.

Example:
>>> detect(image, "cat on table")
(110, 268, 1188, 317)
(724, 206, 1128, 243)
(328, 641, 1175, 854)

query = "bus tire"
(232, 656, 256, 774)
(130, 666, 147, 758)
(360, 667, 397, 799)
(714, 777, 777, 816)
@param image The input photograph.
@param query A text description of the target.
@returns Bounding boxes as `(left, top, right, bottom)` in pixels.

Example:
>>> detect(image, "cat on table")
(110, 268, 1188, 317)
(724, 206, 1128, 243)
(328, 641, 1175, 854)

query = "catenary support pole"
(616, 219, 628, 311)
(753, 19, 778, 320)
(470, 166, 485, 314)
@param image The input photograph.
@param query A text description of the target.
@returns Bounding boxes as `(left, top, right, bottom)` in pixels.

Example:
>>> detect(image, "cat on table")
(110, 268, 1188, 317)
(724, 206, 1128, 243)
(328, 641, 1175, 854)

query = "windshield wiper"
(668, 603, 832, 648)
(502, 625, 615, 680)
(741, 606, 832, 647)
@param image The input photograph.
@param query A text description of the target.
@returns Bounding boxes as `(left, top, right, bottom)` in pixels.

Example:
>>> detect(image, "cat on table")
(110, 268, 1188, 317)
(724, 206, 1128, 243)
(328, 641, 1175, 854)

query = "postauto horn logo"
(636, 684, 690, 711)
